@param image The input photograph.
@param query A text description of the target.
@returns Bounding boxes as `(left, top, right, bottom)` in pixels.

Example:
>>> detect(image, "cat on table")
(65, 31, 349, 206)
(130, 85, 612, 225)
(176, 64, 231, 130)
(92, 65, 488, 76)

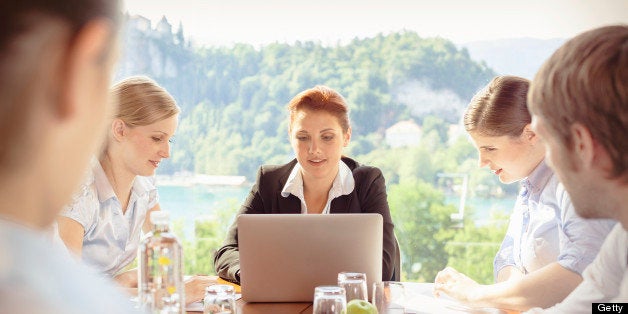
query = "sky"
(123, 0, 627, 47)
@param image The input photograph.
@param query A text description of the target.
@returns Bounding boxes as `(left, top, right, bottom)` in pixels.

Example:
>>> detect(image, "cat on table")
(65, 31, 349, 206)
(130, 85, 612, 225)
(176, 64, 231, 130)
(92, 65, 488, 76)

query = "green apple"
(346, 299, 378, 314)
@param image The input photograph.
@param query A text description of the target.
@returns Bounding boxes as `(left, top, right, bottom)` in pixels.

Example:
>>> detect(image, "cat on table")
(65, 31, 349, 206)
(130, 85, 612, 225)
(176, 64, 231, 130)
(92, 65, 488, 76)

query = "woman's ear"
(522, 124, 537, 144)
(111, 119, 126, 141)
(344, 127, 352, 147)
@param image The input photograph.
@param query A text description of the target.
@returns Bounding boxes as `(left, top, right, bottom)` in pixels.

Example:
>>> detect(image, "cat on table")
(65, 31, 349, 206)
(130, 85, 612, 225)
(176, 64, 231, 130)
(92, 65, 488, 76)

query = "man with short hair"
(0, 1, 137, 313)
(527, 24, 628, 312)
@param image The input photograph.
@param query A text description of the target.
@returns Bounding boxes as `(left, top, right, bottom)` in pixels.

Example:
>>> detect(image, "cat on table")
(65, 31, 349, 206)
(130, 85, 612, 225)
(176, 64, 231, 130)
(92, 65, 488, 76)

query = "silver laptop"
(238, 213, 383, 302)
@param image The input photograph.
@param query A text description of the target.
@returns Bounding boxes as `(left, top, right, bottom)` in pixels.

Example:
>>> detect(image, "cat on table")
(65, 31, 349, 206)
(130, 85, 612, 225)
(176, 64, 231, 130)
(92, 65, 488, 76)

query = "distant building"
(385, 120, 422, 148)
(447, 123, 466, 145)
(156, 16, 173, 40)
(128, 15, 151, 32)
(118, 15, 179, 79)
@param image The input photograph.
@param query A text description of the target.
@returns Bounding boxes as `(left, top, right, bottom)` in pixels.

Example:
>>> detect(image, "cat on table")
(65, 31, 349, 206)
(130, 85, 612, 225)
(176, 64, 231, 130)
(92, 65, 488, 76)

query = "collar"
(93, 161, 116, 203)
(281, 163, 304, 198)
(523, 159, 552, 194)
(281, 160, 355, 203)
(92, 161, 152, 203)
(336, 160, 355, 196)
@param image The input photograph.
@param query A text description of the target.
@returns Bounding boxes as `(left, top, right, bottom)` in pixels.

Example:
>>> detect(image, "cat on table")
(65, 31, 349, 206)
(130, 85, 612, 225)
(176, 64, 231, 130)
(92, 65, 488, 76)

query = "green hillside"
(116, 15, 496, 178)
(116, 15, 508, 282)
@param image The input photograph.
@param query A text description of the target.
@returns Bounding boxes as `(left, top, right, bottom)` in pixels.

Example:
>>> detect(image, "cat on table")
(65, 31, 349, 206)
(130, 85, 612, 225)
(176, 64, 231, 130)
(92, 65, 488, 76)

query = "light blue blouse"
(61, 161, 159, 276)
(493, 160, 615, 280)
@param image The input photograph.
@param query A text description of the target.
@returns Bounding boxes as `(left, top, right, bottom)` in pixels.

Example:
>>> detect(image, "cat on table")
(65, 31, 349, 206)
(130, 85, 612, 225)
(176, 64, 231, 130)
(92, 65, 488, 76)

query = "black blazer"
(213, 156, 398, 283)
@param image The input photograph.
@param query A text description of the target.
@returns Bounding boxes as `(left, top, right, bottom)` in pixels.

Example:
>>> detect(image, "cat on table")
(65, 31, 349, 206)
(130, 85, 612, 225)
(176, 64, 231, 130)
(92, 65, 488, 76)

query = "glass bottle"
(138, 211, 185, 313)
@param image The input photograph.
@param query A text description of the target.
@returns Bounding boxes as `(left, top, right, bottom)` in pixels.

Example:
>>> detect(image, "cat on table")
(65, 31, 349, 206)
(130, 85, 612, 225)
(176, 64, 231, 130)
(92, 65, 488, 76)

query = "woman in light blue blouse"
(57, 76, 216, 303)
(433, 76, 615, 311)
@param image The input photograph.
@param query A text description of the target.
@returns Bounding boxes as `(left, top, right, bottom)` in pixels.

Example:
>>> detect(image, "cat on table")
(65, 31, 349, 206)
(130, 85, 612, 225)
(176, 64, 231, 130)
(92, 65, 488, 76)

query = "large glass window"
(118, 0, 625, 282)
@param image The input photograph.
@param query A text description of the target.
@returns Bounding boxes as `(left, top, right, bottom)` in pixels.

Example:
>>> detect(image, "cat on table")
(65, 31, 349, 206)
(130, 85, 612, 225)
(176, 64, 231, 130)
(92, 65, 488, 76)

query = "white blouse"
(280, 160, 355, 214)
(60, 161, 159, 276)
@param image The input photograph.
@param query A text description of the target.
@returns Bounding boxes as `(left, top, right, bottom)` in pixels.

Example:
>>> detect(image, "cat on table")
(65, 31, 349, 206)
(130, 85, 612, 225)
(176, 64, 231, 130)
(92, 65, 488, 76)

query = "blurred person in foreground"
(57, 76, 217, 304)
(433, 76, 614, 311)
(525, 24, 628, 312)
(214, 85, 399, 283)
(0, 0, 138, 313)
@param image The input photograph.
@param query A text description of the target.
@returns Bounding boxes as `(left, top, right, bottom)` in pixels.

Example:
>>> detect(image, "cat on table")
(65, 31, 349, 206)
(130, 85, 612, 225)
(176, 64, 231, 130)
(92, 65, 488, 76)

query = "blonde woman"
(57, 76, 216, 303)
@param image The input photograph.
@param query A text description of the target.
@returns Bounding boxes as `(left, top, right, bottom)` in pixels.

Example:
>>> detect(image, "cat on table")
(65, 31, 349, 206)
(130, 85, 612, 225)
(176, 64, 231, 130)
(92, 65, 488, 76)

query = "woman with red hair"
(214, 85, 399, 283)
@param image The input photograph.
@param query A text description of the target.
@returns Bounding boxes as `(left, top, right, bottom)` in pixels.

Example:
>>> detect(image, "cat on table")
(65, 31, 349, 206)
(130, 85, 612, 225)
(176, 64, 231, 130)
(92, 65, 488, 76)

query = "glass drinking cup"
(203, 284, 237, 314)
(338, 272, 368, 302)
(313, 286, 347, 314)
(372, 281, 405, 314)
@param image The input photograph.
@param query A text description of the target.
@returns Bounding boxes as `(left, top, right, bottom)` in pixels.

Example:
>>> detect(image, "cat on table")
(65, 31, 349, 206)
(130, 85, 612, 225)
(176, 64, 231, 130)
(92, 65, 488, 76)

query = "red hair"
(287, 85, 350, 133)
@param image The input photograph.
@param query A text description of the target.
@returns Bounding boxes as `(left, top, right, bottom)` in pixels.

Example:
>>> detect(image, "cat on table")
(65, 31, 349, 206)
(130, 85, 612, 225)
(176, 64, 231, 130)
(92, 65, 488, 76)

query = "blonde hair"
(529, 25, 628, 180)
(110, 76, 180, 127)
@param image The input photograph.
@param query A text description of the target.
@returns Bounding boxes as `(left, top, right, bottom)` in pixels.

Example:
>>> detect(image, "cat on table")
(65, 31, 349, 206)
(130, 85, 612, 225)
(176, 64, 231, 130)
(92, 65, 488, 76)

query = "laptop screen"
(238, 213, 383, 302)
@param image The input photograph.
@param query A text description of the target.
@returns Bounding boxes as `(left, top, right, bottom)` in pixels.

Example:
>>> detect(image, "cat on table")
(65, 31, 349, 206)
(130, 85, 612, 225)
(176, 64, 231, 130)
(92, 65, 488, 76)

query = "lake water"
(158, 184, 249, 239)
(158, 184, 516, 240)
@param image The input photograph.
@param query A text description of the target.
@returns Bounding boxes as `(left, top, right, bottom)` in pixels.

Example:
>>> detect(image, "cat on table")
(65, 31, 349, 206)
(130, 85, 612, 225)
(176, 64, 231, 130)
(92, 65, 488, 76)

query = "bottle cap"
(150, 211, 170, 225)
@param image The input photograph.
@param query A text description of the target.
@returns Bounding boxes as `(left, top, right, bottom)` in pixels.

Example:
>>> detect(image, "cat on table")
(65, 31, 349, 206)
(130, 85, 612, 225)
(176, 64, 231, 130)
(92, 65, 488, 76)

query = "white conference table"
(187, 282, 515, 313)
(399, 282, 512, 314)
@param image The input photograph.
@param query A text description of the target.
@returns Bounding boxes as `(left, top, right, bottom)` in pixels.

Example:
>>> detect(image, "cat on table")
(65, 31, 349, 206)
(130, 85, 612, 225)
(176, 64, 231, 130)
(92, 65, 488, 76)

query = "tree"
(118, 21, 517, 288)
(174, 199, 242, 275)
(444, 210, 509, 284)
(388, 178, 457, 281)
(116, 24, 495, 176)
(175, 21, 184, 46)
(422, 116, 449, 144)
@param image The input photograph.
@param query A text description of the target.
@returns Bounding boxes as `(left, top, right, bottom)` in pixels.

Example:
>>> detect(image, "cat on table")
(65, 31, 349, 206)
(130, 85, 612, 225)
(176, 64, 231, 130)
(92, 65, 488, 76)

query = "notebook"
(238, 213, 383, 302)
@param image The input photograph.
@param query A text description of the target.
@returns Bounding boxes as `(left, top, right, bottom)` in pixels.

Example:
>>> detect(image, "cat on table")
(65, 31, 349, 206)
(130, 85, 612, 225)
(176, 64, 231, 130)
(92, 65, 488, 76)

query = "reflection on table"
(402, 282, 512, 314)
(238, 301, 312, 314)
(187, 282, 515, 314)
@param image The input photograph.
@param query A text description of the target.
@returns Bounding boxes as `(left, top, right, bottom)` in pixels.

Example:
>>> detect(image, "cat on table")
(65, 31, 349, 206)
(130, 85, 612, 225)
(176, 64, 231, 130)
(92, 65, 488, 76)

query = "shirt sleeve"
(59, 183, 99, 233)
(555, 183, 617, 274)
(526, 225, 626, 313)
(493, 211, 519, 281)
